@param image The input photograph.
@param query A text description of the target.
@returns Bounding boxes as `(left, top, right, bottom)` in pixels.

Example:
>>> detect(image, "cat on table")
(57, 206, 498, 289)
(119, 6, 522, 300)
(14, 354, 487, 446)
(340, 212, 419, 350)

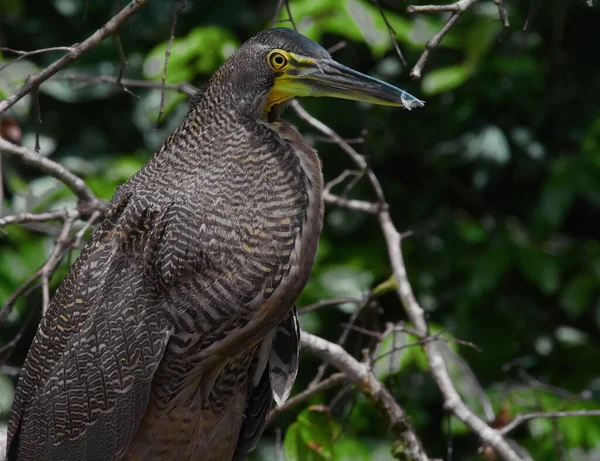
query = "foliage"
(1, 0, 600, 460)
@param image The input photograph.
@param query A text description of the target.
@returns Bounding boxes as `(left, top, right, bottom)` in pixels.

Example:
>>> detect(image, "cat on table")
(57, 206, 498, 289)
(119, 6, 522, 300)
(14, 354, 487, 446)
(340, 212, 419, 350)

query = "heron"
(7, 27, 423, 461)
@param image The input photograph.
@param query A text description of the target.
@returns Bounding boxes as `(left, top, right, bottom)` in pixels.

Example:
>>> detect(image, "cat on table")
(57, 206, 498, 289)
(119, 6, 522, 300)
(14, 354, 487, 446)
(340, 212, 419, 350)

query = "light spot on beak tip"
(402, 92, 425, 111)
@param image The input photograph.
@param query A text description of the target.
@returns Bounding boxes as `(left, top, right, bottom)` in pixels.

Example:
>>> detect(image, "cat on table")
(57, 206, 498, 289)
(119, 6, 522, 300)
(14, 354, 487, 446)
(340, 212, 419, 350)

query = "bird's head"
(210, 28, 424, 121)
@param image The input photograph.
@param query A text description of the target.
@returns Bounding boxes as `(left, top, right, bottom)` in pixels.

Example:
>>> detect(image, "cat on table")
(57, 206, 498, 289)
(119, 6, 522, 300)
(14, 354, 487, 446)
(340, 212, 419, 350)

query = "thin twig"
(114, 33, 138, 97)
(299, 297, 363, 315)
(40, 213, 78, 314)
(284, 0, 297, 31)
(158, 0, 187, 124)
(326, 41, 347, 55)
(309, 299, 370, 387)
(0, 0, 150, 115)
(323, 191, 379, 214)
(0, 209, 73, 227)
(271, 0, 297, 30)
(0, 47, 72, 73)
(494, 0, 510, 30)
(32, 86, 42, 153)
(500, 410, 600, 435)
(0, 137, 101, 206)
(0, 208, 89, 323)
(0, 307, 37, 358)
(523, 0, 542, 30)
(372, 0, 407, 66)
(407, 0, 480, 79)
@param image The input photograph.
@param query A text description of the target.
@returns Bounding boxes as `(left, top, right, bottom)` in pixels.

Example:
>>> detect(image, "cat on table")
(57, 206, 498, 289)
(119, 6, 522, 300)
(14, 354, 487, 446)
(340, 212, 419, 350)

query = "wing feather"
(7, 200, 172, 461)
(232, 307, 301, 461)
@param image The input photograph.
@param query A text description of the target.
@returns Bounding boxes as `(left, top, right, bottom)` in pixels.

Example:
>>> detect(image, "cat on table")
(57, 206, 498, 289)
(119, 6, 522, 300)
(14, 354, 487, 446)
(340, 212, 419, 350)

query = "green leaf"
(560, 273, 597, 320)
(297, 406, 336, 459)
(534, 157, 578, 230)
(516, 247, 560, 294)
(463, 18, 501, 66)
(371, 275, 397, 297)
(282, 0, 415, 57)
(144, 26, 239, 81)
(285, 407, 336, 461)
(285, 422, 322, 461)
(332, 436, 372, 461)
(457, 217, 489, 243)
(468, 239, 512, 295)
(421, 65, 472, 95)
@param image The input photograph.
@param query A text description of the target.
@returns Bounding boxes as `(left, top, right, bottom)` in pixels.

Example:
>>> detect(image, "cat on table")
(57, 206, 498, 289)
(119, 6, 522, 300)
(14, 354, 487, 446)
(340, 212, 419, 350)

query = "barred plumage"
(7, 27, 422, 461)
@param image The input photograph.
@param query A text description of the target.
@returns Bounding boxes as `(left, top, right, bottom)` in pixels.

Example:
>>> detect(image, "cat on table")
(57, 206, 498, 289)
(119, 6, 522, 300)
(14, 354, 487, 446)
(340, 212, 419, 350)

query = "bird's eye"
(268, 51, 288, 71)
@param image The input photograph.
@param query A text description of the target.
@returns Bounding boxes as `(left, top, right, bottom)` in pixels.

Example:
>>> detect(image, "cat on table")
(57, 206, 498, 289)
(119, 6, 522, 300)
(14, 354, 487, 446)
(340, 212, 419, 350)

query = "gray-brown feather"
(7, 27, 325, 461)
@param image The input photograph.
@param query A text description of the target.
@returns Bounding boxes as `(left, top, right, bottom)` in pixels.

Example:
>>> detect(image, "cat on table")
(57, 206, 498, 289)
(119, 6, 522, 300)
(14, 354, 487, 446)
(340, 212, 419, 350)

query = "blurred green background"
(1, 0, 600, 460)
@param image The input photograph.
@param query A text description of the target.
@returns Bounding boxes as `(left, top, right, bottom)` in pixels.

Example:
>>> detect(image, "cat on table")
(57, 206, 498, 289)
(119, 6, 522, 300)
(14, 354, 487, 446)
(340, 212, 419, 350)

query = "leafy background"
(1, 0, 600, 460)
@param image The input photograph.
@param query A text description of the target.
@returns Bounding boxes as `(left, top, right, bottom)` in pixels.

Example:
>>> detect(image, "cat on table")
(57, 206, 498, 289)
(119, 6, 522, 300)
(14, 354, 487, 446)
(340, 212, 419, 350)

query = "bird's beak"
(268, 56, 424, 112)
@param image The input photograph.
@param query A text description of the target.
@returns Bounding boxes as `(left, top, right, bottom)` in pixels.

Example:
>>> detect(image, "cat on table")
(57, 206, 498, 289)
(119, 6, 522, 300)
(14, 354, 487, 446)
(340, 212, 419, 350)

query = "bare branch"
(500, 409, 600, 435)
(0, 137, 102, 206)
(379, 213, 522, 461)
(114, 33, 138, 98)
(323, 191, 379, 214)
(299, 297, 363, 315)
(31, 86, 42, 153)
(523, 0, 541, 31)
(494, 0, 510, 29)
(267, 372, 346, 425)
(0, 307, 37, 359)
(0, 0, 150, 115)
(0, 47, 72, 73)
(271, 0, 297, 30)
(158, 0, 188, 124)
(372, 0, 407, 66)
(301, 331, 429, 461)
(0, 209, 73, 227)
(0, 208, 102, 327)
(291, 100, 368, 169)
(309, 297, 370, 387)
(326, 41, 347, 55)
(407, 0, 480, 79)
(292, 101, 524, 461)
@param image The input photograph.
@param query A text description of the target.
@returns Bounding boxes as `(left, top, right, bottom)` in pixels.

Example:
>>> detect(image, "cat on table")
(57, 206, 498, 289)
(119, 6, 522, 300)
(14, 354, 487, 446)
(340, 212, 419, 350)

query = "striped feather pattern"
(7, 28, 325, 461)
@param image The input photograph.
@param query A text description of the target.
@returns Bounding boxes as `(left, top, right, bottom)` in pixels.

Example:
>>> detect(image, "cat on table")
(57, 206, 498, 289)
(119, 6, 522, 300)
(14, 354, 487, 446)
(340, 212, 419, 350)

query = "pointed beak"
(270, 56, 424, 111)
(299, 58, 424, 110)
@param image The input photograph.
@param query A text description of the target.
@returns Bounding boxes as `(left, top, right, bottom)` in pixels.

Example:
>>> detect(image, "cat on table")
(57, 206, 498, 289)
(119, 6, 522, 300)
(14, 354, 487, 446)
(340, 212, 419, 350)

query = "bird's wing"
(7, 199, 174, 461)
(233, 362, 273, 461)
(270, 306, 300, 406)
(233, 307, 300, 461)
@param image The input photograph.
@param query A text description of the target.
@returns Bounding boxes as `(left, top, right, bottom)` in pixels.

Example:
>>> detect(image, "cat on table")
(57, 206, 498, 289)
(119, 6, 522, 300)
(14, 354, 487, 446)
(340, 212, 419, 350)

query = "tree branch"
(500, 409, 600, 435)
(292, 100, 524, 461)
(0, 138, 102, 207)
(407, 0, 480, 79)
(0, 0, 150, 115)
(301, 331, 429, 461)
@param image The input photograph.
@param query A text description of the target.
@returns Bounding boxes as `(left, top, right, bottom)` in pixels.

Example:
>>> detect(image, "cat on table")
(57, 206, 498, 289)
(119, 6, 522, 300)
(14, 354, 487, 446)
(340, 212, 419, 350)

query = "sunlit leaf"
(422, 65, 472, 95)
(144, 26, 239, 81)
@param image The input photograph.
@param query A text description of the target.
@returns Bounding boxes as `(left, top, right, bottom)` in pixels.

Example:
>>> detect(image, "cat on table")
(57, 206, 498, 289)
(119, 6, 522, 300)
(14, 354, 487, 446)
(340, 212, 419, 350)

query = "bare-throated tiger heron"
(7, 28, 423, 461)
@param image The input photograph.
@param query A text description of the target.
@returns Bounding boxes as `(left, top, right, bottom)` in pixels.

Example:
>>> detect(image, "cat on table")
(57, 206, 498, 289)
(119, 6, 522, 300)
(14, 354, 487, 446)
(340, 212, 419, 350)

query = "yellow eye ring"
(268, 50, 288, 71)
